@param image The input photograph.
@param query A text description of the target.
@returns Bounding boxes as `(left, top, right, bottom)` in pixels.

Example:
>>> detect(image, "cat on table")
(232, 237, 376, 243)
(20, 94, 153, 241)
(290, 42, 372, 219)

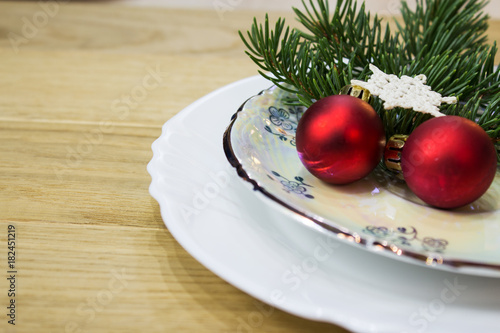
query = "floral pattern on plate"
(263, 105, 304, 146)
(363, 225, 449, 253)
(268, 171, 314, 199)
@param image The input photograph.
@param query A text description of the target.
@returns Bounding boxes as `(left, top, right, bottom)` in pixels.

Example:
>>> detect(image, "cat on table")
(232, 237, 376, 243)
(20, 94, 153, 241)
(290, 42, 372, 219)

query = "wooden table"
(1, 2, 499, 332)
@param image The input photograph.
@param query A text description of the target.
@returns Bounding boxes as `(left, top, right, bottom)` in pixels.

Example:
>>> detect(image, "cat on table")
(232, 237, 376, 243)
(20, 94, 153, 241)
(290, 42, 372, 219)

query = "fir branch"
(398, 0, 490, 59)
(239, 0, 500, 156)
(294, 0, 402, 74)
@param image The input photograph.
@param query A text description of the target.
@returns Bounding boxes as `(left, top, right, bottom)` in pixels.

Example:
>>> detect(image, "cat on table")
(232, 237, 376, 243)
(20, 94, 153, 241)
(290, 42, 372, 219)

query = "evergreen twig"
(239, 0, 500, 160)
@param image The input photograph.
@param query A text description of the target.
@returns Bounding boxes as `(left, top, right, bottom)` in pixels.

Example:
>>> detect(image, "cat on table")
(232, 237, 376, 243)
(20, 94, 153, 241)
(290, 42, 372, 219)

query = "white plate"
(148, 76, 500, 333)
(223, 84, 500, 277)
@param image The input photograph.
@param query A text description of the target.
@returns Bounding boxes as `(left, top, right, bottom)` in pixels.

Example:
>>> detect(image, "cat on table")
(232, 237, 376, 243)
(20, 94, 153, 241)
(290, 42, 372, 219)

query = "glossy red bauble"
(401, 116, 497, 209)
(296, 95, 386, 184)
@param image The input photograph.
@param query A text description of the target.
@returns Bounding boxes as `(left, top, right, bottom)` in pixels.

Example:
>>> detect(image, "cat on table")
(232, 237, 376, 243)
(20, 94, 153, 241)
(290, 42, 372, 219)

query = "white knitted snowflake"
(351, 64, 457, 117)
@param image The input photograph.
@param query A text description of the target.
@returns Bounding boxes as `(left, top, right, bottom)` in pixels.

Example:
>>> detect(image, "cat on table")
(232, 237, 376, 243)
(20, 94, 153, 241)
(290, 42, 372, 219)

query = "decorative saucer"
(224, 85, 500, 277)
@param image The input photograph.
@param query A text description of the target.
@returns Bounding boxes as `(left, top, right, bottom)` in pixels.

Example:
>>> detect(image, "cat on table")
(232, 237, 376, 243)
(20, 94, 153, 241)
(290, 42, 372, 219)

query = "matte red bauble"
(296, 95, 386, 184)
(401, 116, 497, 209)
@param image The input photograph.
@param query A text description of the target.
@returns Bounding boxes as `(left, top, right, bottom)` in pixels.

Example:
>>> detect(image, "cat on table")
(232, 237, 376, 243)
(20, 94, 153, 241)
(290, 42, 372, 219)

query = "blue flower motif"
(363, 225, 449, 253)
(422, 237, 449, 252)
(263, 105, 304, 147)
(364, 226, 390, 238)
(269, 171, 314, 199)
(269, 106, 294, 130)
(281, 179, 307, 194)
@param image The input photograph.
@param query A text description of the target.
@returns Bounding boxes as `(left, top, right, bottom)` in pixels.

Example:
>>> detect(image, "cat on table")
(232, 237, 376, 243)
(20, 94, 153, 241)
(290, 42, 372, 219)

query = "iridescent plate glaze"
(224, 85, 500, 277)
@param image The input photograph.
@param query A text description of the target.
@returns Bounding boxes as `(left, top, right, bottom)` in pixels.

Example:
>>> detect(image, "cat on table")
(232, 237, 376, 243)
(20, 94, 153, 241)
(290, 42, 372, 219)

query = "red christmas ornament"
(296, 95, 386, 184)
(400, 116, 497, 209)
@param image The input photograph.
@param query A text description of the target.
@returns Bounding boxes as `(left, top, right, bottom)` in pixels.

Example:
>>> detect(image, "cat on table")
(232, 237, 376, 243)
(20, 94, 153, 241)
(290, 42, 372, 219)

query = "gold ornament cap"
(384, 134, 409, 174)
(340, 85, 372, 104)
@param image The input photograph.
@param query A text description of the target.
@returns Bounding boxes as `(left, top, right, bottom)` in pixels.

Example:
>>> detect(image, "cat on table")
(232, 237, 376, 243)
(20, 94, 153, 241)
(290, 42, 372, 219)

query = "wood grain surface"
(1, 2, 499, 333)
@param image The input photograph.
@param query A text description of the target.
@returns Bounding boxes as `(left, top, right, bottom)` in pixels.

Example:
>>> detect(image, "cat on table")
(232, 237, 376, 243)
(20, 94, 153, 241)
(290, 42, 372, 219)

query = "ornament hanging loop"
(384, 134, 409, 175)
(340, 85, 372, 104)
